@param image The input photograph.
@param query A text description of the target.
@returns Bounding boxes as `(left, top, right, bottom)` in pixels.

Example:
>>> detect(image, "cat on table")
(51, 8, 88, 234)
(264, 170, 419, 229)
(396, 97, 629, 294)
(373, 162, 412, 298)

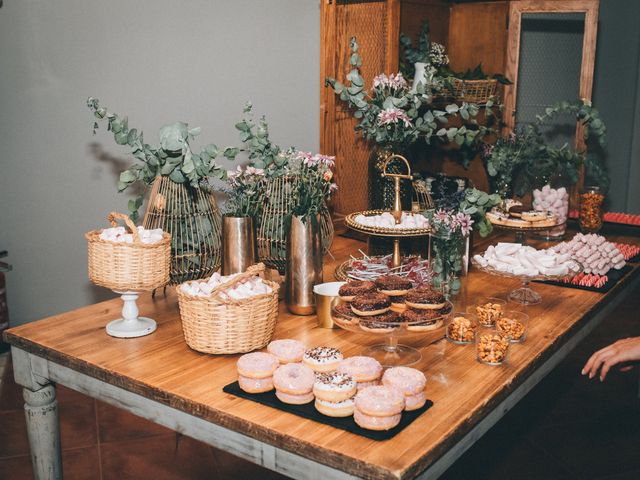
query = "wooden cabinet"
(320, 0, 599, 214)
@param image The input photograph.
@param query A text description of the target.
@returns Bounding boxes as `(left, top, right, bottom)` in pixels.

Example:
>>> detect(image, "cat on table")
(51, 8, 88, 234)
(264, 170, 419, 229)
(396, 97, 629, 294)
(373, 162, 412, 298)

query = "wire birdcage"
(143, 176, 222, 284)
(411, 179, 435, 211)
(258, 175, 334, 273)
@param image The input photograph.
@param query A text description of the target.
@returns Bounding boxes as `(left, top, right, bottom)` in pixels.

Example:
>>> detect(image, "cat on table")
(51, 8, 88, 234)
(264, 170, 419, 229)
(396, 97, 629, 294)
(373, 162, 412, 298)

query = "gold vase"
(285, 215, 323, 315)
(222, 216, 257, 275)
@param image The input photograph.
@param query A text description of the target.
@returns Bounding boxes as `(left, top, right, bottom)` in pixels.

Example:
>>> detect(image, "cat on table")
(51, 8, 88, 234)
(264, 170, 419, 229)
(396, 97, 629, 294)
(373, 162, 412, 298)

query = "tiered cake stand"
(339, 155, 431, 275)
(489, 219, 566, 245)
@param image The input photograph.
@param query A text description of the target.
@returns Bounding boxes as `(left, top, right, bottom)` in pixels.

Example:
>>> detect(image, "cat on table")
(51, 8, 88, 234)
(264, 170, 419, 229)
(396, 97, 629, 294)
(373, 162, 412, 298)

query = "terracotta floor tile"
(97, 400, 171, 443)
(0, 446, 100, 480)
(0, 410, 30, 457)
(59, 396, 98, 449)
(209, 448, 290, 480)
(0, 358, 23, 411)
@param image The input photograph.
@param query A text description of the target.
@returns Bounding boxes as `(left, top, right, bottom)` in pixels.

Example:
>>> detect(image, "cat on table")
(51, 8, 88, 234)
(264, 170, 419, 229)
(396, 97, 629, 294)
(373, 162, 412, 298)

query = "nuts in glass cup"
(495, 310, 529, 343)
(476, 327, 510, 365)
(473, 297, 507, 327)
(446, 312, 477, 344)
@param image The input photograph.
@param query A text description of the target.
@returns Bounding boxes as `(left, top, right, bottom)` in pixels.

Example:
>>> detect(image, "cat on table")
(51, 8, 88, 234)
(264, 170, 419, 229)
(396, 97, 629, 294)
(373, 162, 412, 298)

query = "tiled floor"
(1, 283, 639, 479)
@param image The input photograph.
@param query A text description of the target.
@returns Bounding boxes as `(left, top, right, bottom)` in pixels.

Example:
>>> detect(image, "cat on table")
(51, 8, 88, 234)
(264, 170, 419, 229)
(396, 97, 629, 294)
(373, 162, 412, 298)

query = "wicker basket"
(451, 78, 497, 104)
(86, 212, 171, 291)
(176, 263, 280, 354)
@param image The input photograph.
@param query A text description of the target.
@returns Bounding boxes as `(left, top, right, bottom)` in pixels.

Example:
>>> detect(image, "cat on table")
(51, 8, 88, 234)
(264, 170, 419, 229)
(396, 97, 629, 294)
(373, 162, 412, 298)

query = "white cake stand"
(105, 291, 157, 338)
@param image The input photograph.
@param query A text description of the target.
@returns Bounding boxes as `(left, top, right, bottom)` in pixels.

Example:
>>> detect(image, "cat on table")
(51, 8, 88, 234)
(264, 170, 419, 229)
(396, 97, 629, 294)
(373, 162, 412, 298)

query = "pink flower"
(373, 73, 407, 90)
(377, 108, 413, 128)
(329, 183, 338, 193)
(434, 209, 450, 224)
(323, 170, 333, 182)
(455, 212, 474, 236)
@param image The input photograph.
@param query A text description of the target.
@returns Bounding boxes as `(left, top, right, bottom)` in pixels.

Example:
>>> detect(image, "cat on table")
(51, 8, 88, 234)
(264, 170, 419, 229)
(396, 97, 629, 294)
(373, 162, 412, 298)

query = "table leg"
(23, 384, 62, 480)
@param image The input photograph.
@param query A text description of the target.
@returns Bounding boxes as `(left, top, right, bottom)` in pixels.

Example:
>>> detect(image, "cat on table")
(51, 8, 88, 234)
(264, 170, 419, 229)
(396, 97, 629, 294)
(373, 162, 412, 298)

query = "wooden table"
(5, 232, 640, 480)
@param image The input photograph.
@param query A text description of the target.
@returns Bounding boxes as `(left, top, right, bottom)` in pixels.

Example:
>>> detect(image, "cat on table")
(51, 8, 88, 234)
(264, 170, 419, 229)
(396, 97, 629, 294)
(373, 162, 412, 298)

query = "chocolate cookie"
(401, 308, 444, 332)
(338, 280, 377, 301)
(351, 292, 391, 316)
(405, 287, 446, 310)
(374, 275, 413, 296)
(359, 310, 400, 333)
(333, 303, 359, 324)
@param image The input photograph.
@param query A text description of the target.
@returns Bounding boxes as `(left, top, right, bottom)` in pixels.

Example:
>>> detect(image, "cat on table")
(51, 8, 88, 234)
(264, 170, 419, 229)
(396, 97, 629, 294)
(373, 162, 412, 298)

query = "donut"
(267, 339, 306, 364)
(404, 391, 427, 411)
(238, 375, 274, 394)
(382, 366, 426, 397)
(275, 390, 315, 405)
(356, 380, 380, 391)
(401, 308, 443, 332)
(390, 295, 407, 312)
(337, 356, 383, 383)
(338, 280, 377, 301)
(236, 352, 279, 379)
(521, 211, 547, 222)
(354, 385, 404, 417)
(313, 372, 357, 402)
(272, 363, 315, 395)
(351, 292, 391, 316)
(508, 204, 525, 218)
(315, 398, 355, 418)
(405, 287, 446, 310)
(333, 304, 359, 325)
(302, 346, 343, 373)
(353, 409, 401, 431)
(359, 311, 400, 333)
(374, 275, 413, 296)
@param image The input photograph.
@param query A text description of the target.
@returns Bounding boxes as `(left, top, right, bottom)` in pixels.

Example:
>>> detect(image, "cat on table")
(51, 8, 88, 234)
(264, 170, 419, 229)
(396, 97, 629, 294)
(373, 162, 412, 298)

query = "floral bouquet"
(286, 150, 338, 225)
(325, 38, 491, 152)
(224, 165, 266, 218)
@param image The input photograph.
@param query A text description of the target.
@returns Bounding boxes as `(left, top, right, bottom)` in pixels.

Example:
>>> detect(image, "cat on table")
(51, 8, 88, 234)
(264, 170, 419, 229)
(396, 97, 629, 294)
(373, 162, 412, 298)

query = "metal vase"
(222, 216, 257, 275)
(285, 215, 323, 315)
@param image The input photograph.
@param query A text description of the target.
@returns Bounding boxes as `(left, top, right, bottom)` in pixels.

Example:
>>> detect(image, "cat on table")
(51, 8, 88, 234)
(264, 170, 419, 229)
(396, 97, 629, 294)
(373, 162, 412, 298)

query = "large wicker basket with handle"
(176, 263, 280, 354)
(451, 78, 497, 104)
(85, 212, 171, 291)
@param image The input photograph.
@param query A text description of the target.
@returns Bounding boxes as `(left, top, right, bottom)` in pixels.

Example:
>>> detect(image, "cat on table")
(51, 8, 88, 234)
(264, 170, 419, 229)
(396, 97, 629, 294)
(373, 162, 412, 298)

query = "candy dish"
(472, 257, 582, 305)
(331, 301, 453, 367)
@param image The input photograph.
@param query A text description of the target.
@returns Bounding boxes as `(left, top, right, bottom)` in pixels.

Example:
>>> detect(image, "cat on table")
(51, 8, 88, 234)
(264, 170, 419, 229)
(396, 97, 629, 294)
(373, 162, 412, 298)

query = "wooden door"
(320, 0, 401, 216)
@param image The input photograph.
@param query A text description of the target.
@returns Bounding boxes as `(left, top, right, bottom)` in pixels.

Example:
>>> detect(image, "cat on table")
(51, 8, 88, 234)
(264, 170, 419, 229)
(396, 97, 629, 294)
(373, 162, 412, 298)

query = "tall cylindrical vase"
(286, 215, 323, 315)
(431, 232, 465, 298)
(222, 216, 257, 275)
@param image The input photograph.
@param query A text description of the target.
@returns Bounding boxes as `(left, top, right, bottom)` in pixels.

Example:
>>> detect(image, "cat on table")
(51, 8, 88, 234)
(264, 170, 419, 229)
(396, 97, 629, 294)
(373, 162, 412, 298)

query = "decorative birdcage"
(258, 175, 334, 273)
(143, 176, 222, 284)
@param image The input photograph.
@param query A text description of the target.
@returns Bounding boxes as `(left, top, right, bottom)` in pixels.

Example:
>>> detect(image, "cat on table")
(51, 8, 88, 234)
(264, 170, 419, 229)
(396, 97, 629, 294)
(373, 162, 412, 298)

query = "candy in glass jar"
(579, 186, 605, 233)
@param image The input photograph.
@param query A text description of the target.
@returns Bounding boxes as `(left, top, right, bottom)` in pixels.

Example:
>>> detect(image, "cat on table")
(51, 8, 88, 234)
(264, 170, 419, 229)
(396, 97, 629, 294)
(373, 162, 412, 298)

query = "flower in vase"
(373, 72, 408, 91)
(323, 170, 333, 182)
(455, 212, 474, 237)
(377, 108, 413, 128)
(434, 209, 450, 224)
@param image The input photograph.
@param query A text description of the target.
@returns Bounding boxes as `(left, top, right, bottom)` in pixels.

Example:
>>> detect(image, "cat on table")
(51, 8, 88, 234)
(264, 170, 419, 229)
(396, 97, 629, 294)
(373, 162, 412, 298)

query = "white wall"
(0, 0, 320, 325)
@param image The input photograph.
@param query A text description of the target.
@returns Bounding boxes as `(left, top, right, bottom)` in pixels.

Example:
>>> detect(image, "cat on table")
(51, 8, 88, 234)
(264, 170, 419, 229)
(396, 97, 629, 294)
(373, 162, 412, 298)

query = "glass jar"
(579, 186, 605, 233)
(476, 326, 510, 365)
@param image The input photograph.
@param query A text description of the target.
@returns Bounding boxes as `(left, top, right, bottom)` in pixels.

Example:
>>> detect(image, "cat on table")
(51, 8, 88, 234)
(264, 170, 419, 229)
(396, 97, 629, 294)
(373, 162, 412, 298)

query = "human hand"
(582, 337, 640, 381)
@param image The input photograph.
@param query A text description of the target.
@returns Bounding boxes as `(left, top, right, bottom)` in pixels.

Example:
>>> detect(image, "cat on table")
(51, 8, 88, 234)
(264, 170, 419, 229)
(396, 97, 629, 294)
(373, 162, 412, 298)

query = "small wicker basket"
(176, 263, 280, 354)
(451, 78, 497, 104)
(86, 212, 171, 291)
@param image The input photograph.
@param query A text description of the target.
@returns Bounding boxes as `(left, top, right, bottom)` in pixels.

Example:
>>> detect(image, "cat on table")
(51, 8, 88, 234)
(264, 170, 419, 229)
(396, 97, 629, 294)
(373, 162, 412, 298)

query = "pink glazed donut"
(355, 380, 380, 392)
(354, 385, 404, 417)
(353, 409, 401, 431)
(404, 391, 427, 411)
(236, 352, 279, 379)
(267, 339, 306, 364)
(381, 366, 426, 396)
(238, 375, 274, 394)
(337, 356, 383, 383)
(273, 363, 315, 395)
(275, 390, 315, 405)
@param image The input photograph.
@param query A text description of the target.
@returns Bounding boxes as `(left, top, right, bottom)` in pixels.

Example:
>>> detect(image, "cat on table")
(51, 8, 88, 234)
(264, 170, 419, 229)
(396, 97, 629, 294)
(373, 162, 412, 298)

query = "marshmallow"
(180, 272, 272, 299)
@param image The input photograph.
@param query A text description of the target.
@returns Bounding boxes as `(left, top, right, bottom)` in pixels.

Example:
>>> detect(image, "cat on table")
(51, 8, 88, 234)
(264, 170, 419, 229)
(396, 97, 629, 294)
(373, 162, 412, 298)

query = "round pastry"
(508, 204, 525, 218)
(405, 288, 446, 310)
(382, 366, 426, 397)
(351, 292, 391, 316)
(238, 375, 274, 394)
(354, 385, 405, 417)
(302, 346, 344, 373)
(236, 352, 280, 379)
(404, 391, 427, 411)
(313, 372, 357, 402)
(359, 311, 400, 333)
(390, 295, 406, 312)
(338, 280, 377, 301)
(272, 363, 315, 395)
(275, 390, 315, 405)
(353, 409, 401, 431)
(315, 398, 355, 418)
(521, 210, 547, 222)
(356, 380, 380, 391)
(401, 308, 443, 332)
(333, 303, 359, 325)
(337, 356, 383, 383)
(267, 339, 306, 364)
(374, 275, 413, 296)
